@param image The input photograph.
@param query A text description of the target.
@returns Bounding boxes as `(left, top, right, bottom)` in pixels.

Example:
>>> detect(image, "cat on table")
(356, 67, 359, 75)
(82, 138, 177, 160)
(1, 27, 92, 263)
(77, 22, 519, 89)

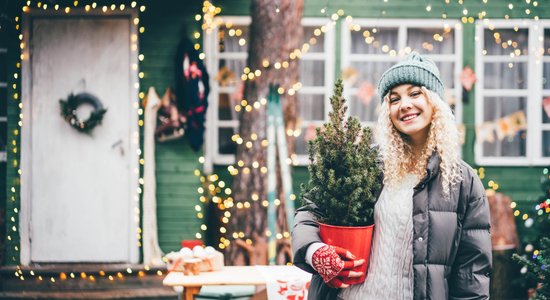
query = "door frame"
(19, 9, 140, 265)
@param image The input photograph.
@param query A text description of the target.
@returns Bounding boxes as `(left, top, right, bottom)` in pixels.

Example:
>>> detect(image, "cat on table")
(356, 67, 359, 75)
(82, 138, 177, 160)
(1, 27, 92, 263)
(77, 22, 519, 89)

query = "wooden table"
(163, 265, 309, 300)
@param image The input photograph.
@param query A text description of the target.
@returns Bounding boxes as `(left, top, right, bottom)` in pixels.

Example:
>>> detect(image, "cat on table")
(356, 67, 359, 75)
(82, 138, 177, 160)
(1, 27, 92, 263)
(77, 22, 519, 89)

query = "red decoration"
(304, 124, 317, 142)
(460, 66, 477, 91)
(356, 81, 375, 106)
(543, 97, 550, 119)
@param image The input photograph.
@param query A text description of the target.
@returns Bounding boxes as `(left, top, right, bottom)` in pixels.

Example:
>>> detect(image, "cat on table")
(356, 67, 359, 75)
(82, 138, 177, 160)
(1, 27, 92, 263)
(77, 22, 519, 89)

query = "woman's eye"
(390, 97, 399, 103)
(410, 91, 421, 97)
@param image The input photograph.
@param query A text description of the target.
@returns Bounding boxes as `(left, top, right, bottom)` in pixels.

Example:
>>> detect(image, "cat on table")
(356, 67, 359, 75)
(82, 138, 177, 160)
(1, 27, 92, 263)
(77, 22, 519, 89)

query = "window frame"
(204, 16, 336, 168)
(475, 19, 550, 166)
(340, 18, 463, 130)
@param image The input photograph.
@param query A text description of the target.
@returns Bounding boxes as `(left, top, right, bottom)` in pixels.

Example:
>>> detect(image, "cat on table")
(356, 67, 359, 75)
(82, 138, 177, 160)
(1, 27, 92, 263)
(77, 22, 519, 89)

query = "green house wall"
(3, 0, 550, 263)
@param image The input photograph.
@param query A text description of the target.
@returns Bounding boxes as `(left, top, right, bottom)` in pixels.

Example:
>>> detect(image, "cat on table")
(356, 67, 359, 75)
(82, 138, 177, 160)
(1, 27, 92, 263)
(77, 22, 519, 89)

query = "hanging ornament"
(460, 65, 477, 91)
(304, 124, 318, 142)
(356, 81, 375, 106)
(543, 97, 550, 119)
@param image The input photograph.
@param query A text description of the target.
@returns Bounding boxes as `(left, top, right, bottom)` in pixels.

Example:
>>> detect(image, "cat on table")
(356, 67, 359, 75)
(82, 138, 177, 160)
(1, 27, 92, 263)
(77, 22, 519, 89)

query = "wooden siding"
(3, 0, 550, 263)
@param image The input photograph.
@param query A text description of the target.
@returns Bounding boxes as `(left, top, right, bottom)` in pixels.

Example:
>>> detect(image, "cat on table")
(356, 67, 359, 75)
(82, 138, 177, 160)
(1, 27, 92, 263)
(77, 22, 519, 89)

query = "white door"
(22, 15, 139, 263)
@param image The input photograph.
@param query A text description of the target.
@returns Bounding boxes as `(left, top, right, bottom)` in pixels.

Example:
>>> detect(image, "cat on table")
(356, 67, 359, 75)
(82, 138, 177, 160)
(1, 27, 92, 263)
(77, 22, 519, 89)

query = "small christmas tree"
(513, 237, 550, 299)
(301, 79, 382, 226)
(512, 167, 550, 299)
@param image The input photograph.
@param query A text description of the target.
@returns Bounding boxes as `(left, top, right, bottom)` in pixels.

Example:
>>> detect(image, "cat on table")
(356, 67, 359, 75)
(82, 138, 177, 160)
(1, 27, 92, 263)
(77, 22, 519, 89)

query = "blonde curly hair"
(375, 87, 462, 196)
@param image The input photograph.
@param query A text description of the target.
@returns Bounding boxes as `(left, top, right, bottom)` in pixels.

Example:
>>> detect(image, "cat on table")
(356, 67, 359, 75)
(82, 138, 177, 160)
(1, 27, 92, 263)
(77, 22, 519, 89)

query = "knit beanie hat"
(377, 52, 445, 101)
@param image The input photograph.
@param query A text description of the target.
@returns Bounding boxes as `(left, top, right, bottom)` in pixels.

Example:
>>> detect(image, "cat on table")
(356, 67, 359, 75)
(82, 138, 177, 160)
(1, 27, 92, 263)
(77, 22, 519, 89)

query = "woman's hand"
(311, 245, 365, 288)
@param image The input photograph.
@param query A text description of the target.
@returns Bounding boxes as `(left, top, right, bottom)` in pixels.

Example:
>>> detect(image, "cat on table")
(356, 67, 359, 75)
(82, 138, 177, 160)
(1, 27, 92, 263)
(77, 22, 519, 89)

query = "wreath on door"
(59, 92, 107, 134)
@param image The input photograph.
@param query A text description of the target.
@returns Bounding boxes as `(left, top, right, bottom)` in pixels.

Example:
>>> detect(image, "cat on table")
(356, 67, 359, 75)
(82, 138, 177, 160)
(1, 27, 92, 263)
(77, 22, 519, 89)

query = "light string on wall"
(7, 0, 158, 282)
(191, 1, 339, 246)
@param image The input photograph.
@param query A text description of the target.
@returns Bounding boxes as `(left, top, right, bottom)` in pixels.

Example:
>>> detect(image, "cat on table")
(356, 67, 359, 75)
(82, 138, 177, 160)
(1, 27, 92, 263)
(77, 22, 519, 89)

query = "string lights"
(8, 0, 147, 282)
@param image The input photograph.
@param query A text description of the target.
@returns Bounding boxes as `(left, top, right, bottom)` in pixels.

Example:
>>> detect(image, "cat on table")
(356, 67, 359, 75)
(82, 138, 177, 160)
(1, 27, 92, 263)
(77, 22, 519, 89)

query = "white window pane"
(218, 59, 246, 87)
(218, 127, 237, 154)
(295, 126, 309, 155)
(543, 63, 550, 89)
(483, 28, 528, 56)
(349, 94, 380, 123)
(303, 26, 324, 53)
(543, 97, 550, 124)
(300, 60, 325, 86)
(544, 29, 550, 56)
(482, 97, 526, 157)
(435, 61, 454, 88)
(407, 27, 455, 55)
(484, 62, 527, 89)
(543, 131, 550, 157)
(350, 28, 398, 54)
(298, 94, 325, 121)
(219, 25, 249, 52)
(218, 93, 237, 121)
(346, 61, 394, 89)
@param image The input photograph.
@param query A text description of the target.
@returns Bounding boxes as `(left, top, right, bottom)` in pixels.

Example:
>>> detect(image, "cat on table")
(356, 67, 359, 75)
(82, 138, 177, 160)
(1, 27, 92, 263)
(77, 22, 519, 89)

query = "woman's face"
(388, 84, 434, 145)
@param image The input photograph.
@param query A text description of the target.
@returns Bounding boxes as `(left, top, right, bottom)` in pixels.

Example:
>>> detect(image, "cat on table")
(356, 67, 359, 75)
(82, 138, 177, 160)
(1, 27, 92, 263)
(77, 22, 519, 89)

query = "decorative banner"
(341, 67, 359, 87)
(509, 111, 527, 131)
(356, 81, 375, 106)
(460, 65, 477, 91)
(495, 115, 513, 141)
(475, 110, 527, 144)
(476, 122, 496, 144)
(543, 97, 550, 119)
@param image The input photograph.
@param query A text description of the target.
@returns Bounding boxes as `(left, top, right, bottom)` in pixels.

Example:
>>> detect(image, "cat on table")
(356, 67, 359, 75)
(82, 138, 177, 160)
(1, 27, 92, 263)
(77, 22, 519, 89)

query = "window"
(204, 17, 335, 167)
(475, 20, 550, 165)
(340, 19, 463, 128)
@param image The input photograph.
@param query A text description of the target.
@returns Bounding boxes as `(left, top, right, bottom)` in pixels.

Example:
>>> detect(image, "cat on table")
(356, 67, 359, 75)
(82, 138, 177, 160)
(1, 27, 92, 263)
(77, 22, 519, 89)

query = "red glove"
(311, 245, 364, 288)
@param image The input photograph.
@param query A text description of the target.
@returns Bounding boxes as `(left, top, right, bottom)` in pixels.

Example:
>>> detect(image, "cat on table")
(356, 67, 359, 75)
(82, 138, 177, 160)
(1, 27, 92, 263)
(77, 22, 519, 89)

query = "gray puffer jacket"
(292, 153, 492, 300)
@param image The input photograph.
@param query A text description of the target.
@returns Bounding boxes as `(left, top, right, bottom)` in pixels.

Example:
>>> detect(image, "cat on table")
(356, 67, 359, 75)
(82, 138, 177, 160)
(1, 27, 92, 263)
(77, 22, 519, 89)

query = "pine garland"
(301, 79, 382, 226)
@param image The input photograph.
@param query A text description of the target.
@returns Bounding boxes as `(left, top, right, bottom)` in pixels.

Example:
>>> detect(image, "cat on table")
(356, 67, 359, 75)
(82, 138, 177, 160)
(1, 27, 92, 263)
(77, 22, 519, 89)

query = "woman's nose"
(400, 97, 413, 110)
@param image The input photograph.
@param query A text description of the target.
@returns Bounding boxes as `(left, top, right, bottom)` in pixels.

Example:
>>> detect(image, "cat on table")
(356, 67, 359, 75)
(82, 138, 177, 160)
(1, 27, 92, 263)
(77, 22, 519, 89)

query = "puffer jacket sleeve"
(449, 168, 492, 300)
(291, 197, 324, 274)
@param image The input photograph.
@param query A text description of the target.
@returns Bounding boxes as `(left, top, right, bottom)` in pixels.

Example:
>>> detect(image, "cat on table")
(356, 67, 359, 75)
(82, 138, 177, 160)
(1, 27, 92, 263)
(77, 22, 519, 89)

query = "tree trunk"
(227, 0, 303, 266)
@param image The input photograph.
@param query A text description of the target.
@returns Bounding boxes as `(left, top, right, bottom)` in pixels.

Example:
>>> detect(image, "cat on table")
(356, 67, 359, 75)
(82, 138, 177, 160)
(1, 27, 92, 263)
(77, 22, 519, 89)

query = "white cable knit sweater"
(338, 174, 418, 300)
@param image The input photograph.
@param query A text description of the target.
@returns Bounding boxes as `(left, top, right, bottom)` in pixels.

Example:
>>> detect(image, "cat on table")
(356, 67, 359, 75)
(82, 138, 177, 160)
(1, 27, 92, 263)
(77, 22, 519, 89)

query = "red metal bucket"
(319, 223, 374, 285)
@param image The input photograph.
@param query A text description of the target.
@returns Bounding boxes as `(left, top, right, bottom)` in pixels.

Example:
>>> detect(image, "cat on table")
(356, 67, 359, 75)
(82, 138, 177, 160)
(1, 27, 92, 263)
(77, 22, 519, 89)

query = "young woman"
(292, 52, 492, 300)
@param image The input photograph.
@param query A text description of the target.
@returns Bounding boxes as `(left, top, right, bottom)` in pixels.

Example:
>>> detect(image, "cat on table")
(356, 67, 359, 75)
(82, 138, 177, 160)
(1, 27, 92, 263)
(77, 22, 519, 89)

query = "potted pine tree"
(301, 79, 382, 284)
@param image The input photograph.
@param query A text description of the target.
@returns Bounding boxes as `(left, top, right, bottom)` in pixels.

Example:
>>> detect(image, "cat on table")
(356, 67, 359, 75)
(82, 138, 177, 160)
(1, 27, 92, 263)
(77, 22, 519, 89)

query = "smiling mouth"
(401, 113, 420, 121)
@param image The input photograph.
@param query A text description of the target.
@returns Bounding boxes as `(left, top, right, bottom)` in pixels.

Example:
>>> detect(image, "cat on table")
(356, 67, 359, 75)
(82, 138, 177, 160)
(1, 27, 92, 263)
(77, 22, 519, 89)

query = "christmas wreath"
(59, 92, 107, 134)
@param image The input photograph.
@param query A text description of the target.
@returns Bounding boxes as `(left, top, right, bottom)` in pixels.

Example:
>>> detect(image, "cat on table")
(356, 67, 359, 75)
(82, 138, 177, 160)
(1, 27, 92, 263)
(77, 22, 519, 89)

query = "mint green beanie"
(377, 52, 445, 101)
